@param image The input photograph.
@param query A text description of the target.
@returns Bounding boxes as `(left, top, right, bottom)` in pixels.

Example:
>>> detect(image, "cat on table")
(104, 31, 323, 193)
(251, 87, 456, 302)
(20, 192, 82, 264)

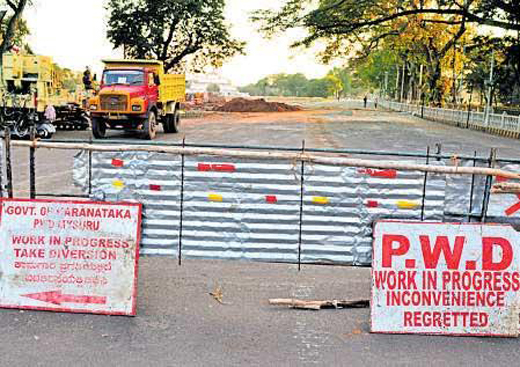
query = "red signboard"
(0, 199, 142, 316)
(372, 221, 520, 337)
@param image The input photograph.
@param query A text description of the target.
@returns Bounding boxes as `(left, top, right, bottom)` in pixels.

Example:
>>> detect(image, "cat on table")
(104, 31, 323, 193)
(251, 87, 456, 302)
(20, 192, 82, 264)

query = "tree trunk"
(427, 60, 443, 106)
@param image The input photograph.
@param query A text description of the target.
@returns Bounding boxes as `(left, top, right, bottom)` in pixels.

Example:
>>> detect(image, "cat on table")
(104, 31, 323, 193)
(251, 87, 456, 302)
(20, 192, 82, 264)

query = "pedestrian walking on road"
(363, 95, 368, 108)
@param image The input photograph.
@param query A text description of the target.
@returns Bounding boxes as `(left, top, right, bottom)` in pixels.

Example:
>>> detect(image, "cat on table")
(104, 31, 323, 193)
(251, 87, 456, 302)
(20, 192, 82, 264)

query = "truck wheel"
(163, 110, 180, 133)
(92, 117, 106, 139)
(142, 111, 157, 140)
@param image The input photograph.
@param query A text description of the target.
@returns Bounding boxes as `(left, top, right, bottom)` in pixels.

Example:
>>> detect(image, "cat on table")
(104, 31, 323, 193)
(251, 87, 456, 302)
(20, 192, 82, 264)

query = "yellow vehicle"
(2, 53, 90, 138)
(88, 59, 185, 140)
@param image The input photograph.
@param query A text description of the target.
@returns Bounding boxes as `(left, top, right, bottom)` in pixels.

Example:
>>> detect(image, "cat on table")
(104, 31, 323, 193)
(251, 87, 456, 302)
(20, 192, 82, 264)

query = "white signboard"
(0, 199, 142, 316)
(372, 221, 520, 337)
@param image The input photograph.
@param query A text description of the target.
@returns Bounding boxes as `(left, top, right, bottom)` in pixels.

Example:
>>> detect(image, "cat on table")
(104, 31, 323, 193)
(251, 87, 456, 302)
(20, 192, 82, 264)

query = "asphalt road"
(1, 259, 519, 367)
(11, 106, 520, 197)
(4, 103, 520, 366)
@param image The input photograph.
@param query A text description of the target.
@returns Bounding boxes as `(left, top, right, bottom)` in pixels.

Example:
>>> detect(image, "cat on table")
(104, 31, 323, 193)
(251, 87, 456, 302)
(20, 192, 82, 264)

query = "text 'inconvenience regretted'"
(371, 221, 520, 337)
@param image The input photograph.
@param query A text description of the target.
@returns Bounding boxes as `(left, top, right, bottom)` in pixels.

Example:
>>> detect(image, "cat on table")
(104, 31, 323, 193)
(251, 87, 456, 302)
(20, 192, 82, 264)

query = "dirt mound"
(215, 98, 302, 113)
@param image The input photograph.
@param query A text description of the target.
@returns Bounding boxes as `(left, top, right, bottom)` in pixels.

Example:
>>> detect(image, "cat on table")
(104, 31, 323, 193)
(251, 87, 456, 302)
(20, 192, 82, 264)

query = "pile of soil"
(215, 98, 302, 113)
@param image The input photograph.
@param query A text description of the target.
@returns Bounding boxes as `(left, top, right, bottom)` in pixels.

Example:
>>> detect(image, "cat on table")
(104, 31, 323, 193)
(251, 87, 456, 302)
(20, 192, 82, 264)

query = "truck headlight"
(132, 105, 141, 111)
(90, 105, 98, 111)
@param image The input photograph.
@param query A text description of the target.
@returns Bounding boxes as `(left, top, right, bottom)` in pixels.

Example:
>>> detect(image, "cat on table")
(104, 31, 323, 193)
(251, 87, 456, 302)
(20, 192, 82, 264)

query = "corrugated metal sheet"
(300, 163, 446, 265)
(74, 151, 454, 266)
(89, 151, 181, 256)
(181, 155, 301, 263)
(445, 159, 487, 217)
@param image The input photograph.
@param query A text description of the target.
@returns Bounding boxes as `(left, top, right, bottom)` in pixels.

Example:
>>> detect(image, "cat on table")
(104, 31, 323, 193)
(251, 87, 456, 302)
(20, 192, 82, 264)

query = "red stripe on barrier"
(198, 163, 236, 173)
(111, 159, 124, 167)
(505, 195, 520, 216)
(496, 176, 509, 183)
(149, 184, 162, 191)
(212, 164, 236, 172)
(366, 200, 379, 208)
(198, 163, 211, 171)
(358, 168, 397, 179)
(266, 195, 277, 204)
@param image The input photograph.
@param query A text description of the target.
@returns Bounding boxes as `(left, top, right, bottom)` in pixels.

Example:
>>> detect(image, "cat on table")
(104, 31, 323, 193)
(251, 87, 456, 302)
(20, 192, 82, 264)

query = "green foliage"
(0, 0, 30, 57)
(206, 83, 221, 93)
(466, 37, 520, 106)
(239, 68, 354, 98)
(106, 0, 245, 72)
(253, 0, 520, 106)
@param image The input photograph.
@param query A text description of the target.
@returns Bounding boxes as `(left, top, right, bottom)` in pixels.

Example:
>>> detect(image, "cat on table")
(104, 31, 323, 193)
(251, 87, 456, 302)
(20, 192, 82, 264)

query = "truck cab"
(89, 59, 185, 139)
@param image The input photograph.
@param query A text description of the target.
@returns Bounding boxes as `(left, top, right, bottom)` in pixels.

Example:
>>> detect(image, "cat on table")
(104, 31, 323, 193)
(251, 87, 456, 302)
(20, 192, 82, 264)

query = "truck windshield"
(103, 70, 144, 86)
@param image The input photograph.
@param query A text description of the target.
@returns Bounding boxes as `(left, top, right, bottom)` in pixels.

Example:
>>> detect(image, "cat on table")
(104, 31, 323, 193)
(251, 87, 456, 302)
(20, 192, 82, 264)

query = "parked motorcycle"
(0, 93, 56, 139)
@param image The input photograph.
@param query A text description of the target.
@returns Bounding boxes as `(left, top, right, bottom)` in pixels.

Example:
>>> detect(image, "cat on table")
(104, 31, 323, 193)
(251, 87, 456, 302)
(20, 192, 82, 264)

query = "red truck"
(88, 59, 185, 139)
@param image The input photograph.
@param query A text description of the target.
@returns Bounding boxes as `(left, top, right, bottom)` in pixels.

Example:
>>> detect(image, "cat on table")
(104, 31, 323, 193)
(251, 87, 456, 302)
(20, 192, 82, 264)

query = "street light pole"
(384, 71, 389, 99)
(484, 51, 495, 128)
(400, 64, 406, 103)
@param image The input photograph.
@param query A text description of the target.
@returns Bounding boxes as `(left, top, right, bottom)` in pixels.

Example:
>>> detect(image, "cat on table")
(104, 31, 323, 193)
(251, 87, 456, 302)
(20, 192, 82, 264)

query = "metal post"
(481, 148, 496, 222)
(298, 140, 306, 271)
(395, 65, 400, 100)
(29, 127, 36, 199)
(466, 89, 473, 129)
(400, 64, 406, 103)
(468, 151, 477, 222)
(178, 136, 186, 266)
(88, 137, 93, 196)
(4, 128, 13, 198)
(419, 65, 424, 93)
(420, 146, 430, 221)
(435, 143, 442, 161)
(384, 71, 389, 99)
(484, 51, 495, 128)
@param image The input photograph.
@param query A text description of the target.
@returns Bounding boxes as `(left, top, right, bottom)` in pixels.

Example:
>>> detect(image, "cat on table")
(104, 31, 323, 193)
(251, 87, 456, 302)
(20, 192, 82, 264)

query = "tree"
(239, 72, 341, 98)
(206, 83, 220, 93)
(254, 0, 520, 41)
(328, 67, 353, 98)
(253, 0, 514, 104)
(0, 0, 30, 82)
(106, 0, 245, 72)
(466, 37, 520, 107)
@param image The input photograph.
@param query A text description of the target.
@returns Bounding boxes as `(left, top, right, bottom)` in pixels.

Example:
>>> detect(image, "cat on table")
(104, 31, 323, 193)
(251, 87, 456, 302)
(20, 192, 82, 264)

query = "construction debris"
(210, 285, 224, 304)
(268, 298, 370, 310)
(215, 98, 302, 112)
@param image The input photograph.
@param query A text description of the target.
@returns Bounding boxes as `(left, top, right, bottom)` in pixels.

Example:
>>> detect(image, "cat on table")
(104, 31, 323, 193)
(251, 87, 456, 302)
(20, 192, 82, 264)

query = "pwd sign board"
(372, 221, 520, 337)
(0, 199, 142, 316)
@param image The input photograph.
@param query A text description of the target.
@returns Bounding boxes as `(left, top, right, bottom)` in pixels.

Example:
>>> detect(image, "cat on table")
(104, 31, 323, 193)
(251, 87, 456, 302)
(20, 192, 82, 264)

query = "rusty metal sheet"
(372, 221, 520, 337)
(0, 198, 142, 316)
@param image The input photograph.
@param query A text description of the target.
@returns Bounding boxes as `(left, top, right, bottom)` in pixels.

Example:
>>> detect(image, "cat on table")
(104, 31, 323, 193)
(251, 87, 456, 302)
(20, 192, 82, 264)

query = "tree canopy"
(254, 0, 520, 44)
(0, 0, 30, 57)
(106, 0, 245, 72)
(253, 0, 519, 106)
(239, 69, 355, 98)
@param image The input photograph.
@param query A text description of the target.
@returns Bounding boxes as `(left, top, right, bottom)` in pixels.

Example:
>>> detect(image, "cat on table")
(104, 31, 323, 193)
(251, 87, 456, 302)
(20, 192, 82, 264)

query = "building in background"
(186, 71, 246, 96)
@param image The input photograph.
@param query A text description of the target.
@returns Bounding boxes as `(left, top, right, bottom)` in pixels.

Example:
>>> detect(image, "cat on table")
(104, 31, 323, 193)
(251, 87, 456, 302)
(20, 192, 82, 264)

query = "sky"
(24, 0, 333, 86)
